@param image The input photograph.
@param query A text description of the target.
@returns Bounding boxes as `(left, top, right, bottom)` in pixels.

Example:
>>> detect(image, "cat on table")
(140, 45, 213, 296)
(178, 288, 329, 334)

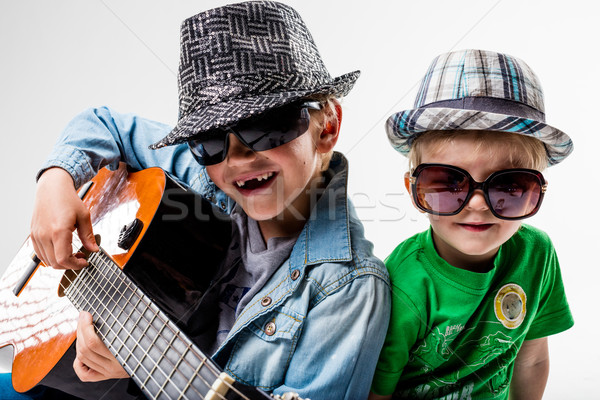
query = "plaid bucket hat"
(150, 1, 359, 149)
(386, 49, 573, 165)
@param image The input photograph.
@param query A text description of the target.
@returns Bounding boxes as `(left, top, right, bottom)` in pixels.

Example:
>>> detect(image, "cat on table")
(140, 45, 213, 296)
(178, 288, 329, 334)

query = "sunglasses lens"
(415, 166, 470, 214)
(414, 165, 545, 219)
(487, 171, 542, 218)
(187, 102, 318, 166)
(188, 132, 227, 166)
(236, 106, 311, 151)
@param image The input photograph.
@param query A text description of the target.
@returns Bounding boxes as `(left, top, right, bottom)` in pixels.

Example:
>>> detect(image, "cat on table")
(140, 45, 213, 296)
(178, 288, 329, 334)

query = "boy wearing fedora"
(9, 2, 390, 399)
(369, 49, 574, 400)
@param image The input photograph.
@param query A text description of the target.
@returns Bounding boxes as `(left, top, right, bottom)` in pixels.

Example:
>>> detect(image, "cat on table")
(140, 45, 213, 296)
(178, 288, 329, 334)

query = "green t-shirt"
(371, 224, 573, 399)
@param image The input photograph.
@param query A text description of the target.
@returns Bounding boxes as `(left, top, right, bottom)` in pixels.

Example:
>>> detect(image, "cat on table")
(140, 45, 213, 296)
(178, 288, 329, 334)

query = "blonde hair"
(408, 130, 548, 171)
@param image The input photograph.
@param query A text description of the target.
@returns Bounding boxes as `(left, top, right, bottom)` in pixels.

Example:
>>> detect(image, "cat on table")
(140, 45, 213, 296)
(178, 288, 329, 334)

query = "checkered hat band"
(415, 50, 545, 113)
(387, 109, 573, 166)
(421, 96, 546, 122)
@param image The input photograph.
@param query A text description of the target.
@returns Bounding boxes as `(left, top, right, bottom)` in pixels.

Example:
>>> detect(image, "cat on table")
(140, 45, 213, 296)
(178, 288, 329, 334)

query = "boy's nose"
(226, 133, 256, 165)
(465, 190, 489, 211)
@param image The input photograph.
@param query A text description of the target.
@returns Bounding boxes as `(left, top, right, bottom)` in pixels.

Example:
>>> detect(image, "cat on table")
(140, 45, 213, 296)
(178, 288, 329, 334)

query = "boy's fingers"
(76, 312, 109, 375)
(73, 357, 105, 382)
(54, 233, 88, 270)
(77, 311, 94, 342)
(39, 240, 58, 270)
(76, 209, 98, 253)
(75, 311, 129, 381)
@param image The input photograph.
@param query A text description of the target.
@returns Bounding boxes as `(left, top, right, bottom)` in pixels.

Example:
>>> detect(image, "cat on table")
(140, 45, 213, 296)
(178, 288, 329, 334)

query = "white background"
(0, 0, 597, 398)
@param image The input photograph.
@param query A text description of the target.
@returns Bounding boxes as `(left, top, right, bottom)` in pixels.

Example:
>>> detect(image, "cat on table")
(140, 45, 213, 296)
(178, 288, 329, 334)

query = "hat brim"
(386, 107, 573, 166)
(150, 70, 360, 149)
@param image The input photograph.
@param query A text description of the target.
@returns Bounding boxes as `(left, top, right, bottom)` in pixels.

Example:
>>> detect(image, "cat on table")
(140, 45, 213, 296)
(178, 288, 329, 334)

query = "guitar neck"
(2, 166, 273, 399)
(64, 248, 244, 400)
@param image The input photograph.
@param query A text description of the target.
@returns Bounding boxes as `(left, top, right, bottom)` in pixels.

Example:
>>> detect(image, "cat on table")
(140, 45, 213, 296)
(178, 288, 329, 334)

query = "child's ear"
(404, 171, 411, 193)
(404, 171, 424, 212)
(315, 100, 341, 153)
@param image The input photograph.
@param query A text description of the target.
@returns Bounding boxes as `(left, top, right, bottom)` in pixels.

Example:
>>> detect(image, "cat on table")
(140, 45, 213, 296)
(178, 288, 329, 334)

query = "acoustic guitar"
(0, 165, 278, 400)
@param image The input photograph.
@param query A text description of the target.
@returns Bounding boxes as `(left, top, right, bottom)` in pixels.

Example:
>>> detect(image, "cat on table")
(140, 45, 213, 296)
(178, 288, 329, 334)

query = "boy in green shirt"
(369, 49, 574, 400)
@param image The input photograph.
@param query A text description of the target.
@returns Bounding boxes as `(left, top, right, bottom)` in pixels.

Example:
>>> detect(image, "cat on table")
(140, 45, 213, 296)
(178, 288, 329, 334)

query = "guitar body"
(0, 165, 231, 393)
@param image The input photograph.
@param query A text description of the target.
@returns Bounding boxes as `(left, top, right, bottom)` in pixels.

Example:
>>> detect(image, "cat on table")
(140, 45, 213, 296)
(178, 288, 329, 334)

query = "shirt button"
(261, 296, 272, 307)
(291, 270, 300, 280)
(265, 321, 276, 336)
(220, 201, 226, 209)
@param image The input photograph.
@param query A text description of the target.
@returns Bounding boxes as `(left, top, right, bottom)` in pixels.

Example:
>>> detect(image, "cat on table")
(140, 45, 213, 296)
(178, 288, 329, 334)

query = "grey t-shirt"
(208, 205, 298, 354)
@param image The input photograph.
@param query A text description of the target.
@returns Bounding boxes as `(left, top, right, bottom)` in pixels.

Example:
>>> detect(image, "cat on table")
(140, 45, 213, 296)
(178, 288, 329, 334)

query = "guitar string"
(64, 255, 217, 400)
(64, 232, 252, 399)
(63, 238, 232, 398)
(64, 265, 193, 400)
(60, 247, 250, 400)
(88, 251, 242, 400)
(85, 250, 254, 400)
(70, 263, 212, 400)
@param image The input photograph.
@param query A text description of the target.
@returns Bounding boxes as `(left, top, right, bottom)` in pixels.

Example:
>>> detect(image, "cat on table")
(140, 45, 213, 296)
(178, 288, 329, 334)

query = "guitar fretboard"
(64, 249, 240, 400)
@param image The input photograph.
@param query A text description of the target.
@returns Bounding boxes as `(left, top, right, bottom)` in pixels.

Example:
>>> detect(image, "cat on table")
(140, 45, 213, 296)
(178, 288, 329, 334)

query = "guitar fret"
(136, 312, 210, 399)
(141, 321, 168, 386)
(165, 332, 210, 399)
(151, 329, 185, 400)
(68, 268, 88, 308)
(69, 268, 97, 311)
(174, 334, 212, 393)
(104, 287, 134, 352)
(80, 256, 105, 315)
(114, 287, 144, 357)
(128, 297, 175, 389)
(95, 276, 168, 396)
(165, 351, 191, 400)
(125, 324, 150, 374)
(65, 250, 241, 400)
(69, 287, 85, 310)
(136, 359, 177, 400)
(186, 356, 211, 398)
(147, 329, 212, 400)
(97, 256, 121, 310)
(88, 255, 123, 345)
(109, 278, 138, 344)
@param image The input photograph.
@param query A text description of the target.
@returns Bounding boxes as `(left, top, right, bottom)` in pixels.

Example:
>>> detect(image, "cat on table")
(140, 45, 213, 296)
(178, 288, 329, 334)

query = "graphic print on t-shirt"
(217, 256, 250, 312)
(397, 321, 520, 399)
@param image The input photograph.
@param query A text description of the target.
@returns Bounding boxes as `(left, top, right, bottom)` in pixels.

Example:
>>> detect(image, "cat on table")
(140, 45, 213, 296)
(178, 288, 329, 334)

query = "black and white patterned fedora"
(386, 49, 573, 165)
(150, 1, 360, 149)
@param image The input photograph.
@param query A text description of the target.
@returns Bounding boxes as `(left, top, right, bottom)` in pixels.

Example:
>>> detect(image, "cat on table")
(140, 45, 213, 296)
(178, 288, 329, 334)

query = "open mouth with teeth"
(235, 172, 276, 190)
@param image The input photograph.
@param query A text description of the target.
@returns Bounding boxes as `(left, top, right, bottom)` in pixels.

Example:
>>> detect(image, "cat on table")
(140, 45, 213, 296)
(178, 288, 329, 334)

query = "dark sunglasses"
(187, 101, 322, 166)
(409, 163, 547, 220)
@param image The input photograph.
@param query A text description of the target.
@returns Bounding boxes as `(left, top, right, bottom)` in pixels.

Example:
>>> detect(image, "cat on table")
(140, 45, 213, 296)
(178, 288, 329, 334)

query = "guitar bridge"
(118, 219, 143, 250)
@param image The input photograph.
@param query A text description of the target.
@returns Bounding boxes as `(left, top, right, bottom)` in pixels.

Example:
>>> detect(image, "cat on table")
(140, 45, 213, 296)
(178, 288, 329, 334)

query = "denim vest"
(39, 107, 391, 399)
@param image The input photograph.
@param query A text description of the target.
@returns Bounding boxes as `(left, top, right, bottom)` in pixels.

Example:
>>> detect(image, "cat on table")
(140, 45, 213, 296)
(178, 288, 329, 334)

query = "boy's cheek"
(205, 165, 220, 184)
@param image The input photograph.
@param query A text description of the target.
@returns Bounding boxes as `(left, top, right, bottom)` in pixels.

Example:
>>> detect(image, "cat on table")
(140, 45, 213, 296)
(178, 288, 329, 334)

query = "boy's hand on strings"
(74, 311, 129, 382)
(31, 167, 98, 269)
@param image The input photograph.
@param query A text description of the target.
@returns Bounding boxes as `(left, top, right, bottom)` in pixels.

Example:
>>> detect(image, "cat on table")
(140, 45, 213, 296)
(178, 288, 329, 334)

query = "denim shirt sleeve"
(276, 270, 391, 399)
(38, 106, 231, 210)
